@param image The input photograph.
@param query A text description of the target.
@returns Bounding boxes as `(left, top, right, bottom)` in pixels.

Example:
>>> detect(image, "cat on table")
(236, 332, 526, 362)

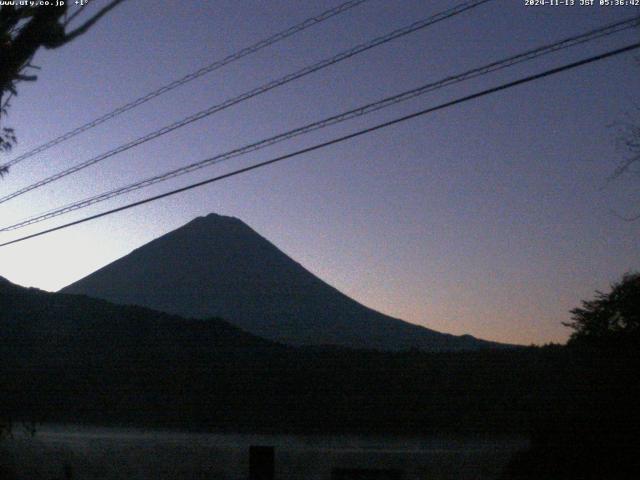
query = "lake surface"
(0, 425, 528, 479)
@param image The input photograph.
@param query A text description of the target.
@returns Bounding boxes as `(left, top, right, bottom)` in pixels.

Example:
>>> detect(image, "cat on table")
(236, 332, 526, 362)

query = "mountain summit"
(62, 213, 504, 351)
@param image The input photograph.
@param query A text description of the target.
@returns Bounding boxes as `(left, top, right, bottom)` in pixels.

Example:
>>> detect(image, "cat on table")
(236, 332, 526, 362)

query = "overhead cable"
(0, 0, 493, 204)
(3, 16, 638, 231)
(2, 41, 638, 248)
(0, 0, 372, 170)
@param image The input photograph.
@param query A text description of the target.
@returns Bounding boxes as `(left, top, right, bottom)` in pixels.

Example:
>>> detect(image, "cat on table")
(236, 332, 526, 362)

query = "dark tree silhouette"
(503, 272, 640, 479)
(0, 1, 126, 164)
(563, 271, 640, 345)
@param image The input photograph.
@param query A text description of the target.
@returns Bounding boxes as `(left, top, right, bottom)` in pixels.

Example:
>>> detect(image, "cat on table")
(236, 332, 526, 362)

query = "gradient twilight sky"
(0, 0, 638, 345)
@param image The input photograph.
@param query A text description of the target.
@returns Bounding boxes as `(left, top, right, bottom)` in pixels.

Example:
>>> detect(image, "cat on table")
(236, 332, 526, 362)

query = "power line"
(0, 0, 371, 170)
(2, 41, 638, 249)
(3, 16, 638, 232)
(0, 0, 493, 205)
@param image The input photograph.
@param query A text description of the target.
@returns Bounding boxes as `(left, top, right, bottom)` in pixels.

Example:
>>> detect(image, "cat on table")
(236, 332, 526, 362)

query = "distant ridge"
(0, 273, 541, 434)
(62, 213, 507, 351)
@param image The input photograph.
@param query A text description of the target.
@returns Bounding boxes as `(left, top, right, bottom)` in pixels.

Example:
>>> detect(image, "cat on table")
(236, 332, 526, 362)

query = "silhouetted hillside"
(62, 213, 507, 351)
(1, 276, 547, 434)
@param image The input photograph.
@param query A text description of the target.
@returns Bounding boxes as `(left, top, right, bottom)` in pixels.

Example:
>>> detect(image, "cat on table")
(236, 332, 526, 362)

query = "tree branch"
(610, 207, 640, 222)
(611, 153, 640, 179)
(63, 3, 89, 28)
(58, 0, 126, 46)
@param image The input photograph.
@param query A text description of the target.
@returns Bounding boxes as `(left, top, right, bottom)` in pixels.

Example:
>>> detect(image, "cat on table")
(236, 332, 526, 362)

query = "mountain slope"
(1, 274, 281, 365)
(0, 275, 543, 434)
(62, 213, 505, 351)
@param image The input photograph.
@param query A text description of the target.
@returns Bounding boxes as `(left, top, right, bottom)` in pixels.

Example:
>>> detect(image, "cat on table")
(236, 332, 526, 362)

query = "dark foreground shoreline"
(1, 426, 528, 480)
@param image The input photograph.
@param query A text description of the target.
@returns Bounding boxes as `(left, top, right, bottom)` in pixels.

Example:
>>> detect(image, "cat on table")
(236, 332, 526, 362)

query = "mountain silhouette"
(1, 274, 279, 361)
(62, 213, 505, 351)
(1, 275, 540, 434)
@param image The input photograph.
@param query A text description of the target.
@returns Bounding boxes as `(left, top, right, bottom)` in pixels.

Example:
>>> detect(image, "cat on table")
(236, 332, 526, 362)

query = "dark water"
(1, 425, 527, 479)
